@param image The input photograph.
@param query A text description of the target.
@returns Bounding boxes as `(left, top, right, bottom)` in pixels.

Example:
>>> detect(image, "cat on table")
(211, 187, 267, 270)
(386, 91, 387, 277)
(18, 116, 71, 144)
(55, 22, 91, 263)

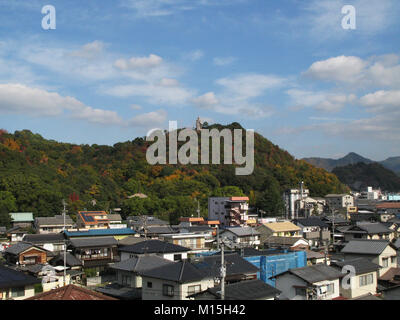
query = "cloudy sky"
(0, 0, 399, 160)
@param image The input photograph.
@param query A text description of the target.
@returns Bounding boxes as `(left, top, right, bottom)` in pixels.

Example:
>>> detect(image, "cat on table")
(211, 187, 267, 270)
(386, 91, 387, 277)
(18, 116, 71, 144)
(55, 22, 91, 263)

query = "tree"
(0, 191, 16, 227)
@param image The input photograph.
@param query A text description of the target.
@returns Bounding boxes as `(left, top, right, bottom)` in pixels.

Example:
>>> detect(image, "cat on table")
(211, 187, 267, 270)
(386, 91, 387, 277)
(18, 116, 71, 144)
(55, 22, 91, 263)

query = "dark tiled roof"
(331, 258, 381, 275)
(4, 242, 34, 255)
(287, 264, 344, 284)
(69, 236, 118, 248)
(222, 227, 260, 237)
(140, 260, 208, 283)
(355, 222, 392, 234)
(192, 253, 259, 278)
(293, 217, 329, 228)
(0, 265, 40, 289)
(191, 279, 281, 300)
(23, 233, 65, 244)
(51, 252, 83, 267)
(143, 226, 178, 235)
(119, 240, 190, 254)
(117, 236, 146, 246)
(264, 236, 308, 247)
(35, 215, 73, 226)
(111, 255, 173, 273)
(341, 240, 391, 255)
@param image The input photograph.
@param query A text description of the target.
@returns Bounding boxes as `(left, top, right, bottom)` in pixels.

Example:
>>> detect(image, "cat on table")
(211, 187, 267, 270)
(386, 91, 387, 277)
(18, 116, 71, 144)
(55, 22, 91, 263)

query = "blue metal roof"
(64, 228, 136, 237)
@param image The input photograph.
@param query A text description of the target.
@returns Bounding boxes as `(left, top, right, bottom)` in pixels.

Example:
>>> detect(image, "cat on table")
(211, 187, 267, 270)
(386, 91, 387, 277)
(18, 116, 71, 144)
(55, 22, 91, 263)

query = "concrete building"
(325, 194, 354, 212)
(283, 188, 310, 220)
(208, 197, 256, 228)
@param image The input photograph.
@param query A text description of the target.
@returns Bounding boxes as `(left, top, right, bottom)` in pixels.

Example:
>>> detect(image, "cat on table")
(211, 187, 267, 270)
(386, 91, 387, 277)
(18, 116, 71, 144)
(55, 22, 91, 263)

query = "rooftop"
(9, 212, 34, 222)
(26, 284, 117, 300)
(341, 239, 391, 255)
(285, 264, 344, 284)
(0, 265, 40, 289)
(23, 233, 65, 244)
(69, 236, 118, 248)
(261, 221, 300, 233)
(35, 215, 73, 226)
(111, 255, 173, 273)
(64, 228, 135, 238)
(222, 227, 260, 237)
(331, 258, 381, 275)
(119, 239, 191, 254)
(293, 217, 329, 228)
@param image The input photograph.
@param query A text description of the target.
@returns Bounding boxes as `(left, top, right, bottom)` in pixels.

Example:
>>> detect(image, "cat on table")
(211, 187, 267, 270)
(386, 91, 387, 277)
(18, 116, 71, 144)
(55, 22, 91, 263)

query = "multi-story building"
(35, 215, 74, 234)
(325, 194, 354, 212)
(208, 197, 257, 228)
(283, 189, 310, 220)
(76, 211, 110, 230)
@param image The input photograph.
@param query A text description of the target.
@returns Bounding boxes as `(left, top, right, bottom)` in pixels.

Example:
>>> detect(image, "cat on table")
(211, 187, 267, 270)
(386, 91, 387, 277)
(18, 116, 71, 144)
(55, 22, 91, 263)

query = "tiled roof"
(331, 258, 381, 275)
(69, 236, 118, 248)
(353, 222, 392, 234)
(341, 239, 391, 255)
(111, 255, 173, 272)
(192, 253, 259, 278)
(35, 215, 73, 226)
(287, 264, 344, 284)
(140, 260, 208, 283)
(26, 284, 117, 300)
(262, 222, 300, 232)
(118, 240, 190, 254)
(264, 236, 308, 247)
(4, 242, 35, 255)
(51, 252, 83, 267)
(0, 265, 40, 289)
(190, 279, 281, 300)
(108, 214, 122, 222)
(377, 202, 400, 209)
(222, 227, 260, 237)
(23, 233, 65, 244)
(294, 217, 329, 228)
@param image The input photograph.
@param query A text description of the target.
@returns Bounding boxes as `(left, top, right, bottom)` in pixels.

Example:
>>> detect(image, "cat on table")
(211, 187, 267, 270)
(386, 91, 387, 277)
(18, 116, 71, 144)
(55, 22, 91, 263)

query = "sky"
(0, 0, 399, 161)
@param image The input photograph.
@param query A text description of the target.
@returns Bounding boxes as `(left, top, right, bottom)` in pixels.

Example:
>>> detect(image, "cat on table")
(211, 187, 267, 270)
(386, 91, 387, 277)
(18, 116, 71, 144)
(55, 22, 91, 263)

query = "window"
(147, 282, 152, 288)
(391, 256, 397, 265)
(11, 287, 25, 298)
(359, 274, 374, 287)
(174, 254, 182, 261)
(295, 288, 306, 296)
(382, 257, 389, 268)
(163, 284, 174, 297)
(326, 283, 334, 294)
(121, 275, 131, 286)
(188, 285, 201, 295)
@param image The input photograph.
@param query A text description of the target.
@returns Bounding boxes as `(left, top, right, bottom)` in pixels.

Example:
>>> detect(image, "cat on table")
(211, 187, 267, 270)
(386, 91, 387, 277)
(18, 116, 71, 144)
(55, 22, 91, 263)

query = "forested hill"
(332, 162, 400, 192)
(0, 123, 348, 226)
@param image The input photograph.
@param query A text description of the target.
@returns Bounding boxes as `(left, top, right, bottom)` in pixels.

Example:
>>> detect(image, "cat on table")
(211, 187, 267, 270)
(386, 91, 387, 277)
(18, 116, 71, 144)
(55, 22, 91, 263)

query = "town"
(1, 185, 400, 301)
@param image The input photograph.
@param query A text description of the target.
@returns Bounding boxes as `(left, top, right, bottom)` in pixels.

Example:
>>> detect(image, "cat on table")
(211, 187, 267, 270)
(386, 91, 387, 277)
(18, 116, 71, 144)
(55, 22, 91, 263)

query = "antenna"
(62, 199, 67, 287)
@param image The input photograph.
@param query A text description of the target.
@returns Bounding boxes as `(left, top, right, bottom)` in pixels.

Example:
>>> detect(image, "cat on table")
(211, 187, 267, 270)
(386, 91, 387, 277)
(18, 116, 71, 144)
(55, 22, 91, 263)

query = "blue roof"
(64, 228, 135, 238)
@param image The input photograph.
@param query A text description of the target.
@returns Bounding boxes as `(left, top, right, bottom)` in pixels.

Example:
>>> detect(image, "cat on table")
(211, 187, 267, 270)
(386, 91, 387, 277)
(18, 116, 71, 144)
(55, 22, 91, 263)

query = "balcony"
(303, 231, 320, 240)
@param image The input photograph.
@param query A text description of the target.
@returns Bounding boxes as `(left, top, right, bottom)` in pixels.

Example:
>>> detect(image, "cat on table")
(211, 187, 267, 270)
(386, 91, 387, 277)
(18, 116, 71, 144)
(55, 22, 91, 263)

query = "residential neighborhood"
(1, 187, 400, 301)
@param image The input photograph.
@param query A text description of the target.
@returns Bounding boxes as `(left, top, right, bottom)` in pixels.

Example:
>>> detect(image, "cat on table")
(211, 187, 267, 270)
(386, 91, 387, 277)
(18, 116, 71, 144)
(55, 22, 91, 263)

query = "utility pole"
(62, 200, 67, 287)
(196, 199, 200, 218)
(220, 241, 226, 300)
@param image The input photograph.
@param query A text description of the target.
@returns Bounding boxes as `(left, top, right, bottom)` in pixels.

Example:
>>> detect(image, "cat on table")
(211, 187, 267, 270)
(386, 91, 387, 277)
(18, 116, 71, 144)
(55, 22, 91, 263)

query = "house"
(0, 265, 40, 300)
(219, 227, 260, 249)
(9, 212, 34, 229)
(256, 222, 301, 243)
(343, 222, 394, 242)
(379, 284, 400, 300)
(331, 258, 380, 299)
(111, 255, 173, 288)
(76, 211, 110, 230)
(305, 250, 326, 265)
(283, 188, 310, 220)
(293, 217, 331, 248)
(49, 253, 84, 285)
(127, 215, 169, 232)
(376, 202, 400, 215)
(140, 226, 178, 239)
(188, 279, 281, 300)
(23, 233, 66, 253)
(26, 284, 117, 300)
(208, 197, 257, 227)
(34, 215, 74, 234)
(118, 240, 191, 262)
(161, 232, 209, 254)
(3, 242, 50, 266)
(108, 214, 127, 229)
(341, 240, 398, 277)
(274, 264, 343, 300)
(68, 236, 119, 272)
(192, 253, 259, 284)
(176, 226, 215, 246)
(6, 226, 27, 243)
(325, 194, 354, 212)
(140, 260, 214, 300)
(264, 236, 309, 250)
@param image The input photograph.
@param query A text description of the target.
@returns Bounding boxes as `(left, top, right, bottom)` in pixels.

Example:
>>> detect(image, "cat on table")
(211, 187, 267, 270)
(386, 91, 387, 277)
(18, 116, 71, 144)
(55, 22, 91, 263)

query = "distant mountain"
(302, 152, 373, 172)
(380, 157, 400, 176)
(332, 162, 400, 192)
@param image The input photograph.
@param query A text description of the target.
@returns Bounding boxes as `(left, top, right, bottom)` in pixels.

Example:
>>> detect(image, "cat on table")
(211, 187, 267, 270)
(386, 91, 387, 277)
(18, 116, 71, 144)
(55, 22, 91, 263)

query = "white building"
(325, 194, 354, 212)
(283, 188, 310, 220)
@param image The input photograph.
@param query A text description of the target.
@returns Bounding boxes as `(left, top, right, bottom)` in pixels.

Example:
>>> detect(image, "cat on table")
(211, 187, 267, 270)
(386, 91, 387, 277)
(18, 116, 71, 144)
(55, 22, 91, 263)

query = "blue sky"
(0, 0, 399, 161)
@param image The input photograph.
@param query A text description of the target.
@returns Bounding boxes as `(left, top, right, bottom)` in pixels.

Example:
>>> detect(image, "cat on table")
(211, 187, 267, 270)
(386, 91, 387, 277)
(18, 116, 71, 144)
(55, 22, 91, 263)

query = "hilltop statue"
(196, 117, 202, 131)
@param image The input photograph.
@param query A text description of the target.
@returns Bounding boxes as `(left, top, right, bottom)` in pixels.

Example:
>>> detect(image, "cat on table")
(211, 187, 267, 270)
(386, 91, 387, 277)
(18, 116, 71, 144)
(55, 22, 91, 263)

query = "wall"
(339, 271, 377, 299)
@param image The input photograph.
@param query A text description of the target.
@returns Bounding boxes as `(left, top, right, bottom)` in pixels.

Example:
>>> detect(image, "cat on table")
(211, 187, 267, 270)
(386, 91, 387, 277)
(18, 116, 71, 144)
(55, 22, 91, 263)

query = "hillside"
(0, 124, 348, 226)
(302, 152, 373, 172)
(332, 162, 400, 192)
(303, 152, 400, 174)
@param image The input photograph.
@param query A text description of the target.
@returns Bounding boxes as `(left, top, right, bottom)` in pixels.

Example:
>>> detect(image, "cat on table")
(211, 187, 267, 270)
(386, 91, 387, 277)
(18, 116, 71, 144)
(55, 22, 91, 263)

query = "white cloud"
(128, 109, 167, 127)
(69, 41, 106, 60)
(191, 92, 219, 109)
(287, 89, 356, 112)
(114, 54, 163, 70)
(0, 83, 124, 125)
(159, 78, 180, 87)
(183, 50, 204, 61)
(130, 104, 143, 110)
(213, 56, 237, 66)
(360, 90, 400, 112)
